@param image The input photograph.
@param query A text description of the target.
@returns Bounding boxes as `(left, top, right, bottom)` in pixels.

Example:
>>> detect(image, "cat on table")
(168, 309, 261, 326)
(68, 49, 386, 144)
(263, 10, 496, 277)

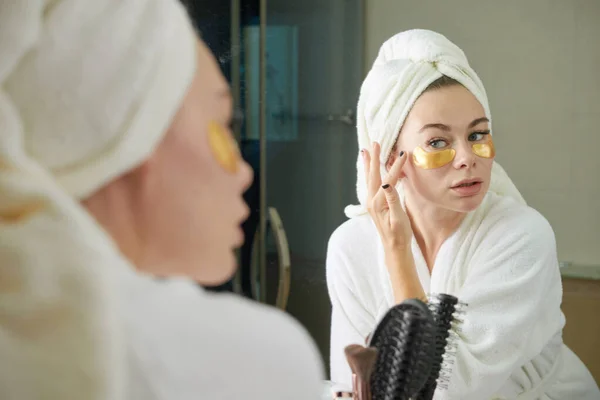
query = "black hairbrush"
(415, 293, 466, 400)
(368, 298, 436, 400)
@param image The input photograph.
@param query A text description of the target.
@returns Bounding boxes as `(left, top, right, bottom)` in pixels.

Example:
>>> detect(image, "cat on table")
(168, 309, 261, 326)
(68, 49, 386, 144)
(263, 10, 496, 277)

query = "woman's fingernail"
(399, 151, 405, 157)
(382, 184, 390, 189)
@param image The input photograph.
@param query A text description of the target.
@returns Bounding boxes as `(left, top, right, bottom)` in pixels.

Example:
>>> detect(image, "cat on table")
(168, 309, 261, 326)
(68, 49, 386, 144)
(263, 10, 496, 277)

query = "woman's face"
(137, 40, 252, 285)
(390, 84, 493, 213)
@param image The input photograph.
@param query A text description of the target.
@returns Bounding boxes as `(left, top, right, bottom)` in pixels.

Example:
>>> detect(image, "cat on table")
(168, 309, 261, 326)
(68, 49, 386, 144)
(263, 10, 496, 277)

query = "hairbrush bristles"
(368, 298, 436, 400)
(415, 293, 465, 400)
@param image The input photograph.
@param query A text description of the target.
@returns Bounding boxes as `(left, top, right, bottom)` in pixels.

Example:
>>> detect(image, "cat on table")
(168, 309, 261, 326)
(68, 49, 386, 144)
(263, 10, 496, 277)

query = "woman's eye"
(428, 139, 447, 149)
(468, 131, 489, 141)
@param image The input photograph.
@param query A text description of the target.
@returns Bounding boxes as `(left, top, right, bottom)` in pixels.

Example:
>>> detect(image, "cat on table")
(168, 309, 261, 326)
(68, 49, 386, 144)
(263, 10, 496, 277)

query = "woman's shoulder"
(326, 214, 383, 281)
(327, 214, 379, 256)
(119, 274, 324, 399)
(479, 192, 556, 248)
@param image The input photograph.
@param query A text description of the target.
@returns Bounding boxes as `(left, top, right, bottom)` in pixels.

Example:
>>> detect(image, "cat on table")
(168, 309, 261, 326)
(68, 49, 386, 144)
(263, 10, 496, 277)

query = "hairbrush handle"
(353, 373, 371, 400)
(345, 344, 377, 400)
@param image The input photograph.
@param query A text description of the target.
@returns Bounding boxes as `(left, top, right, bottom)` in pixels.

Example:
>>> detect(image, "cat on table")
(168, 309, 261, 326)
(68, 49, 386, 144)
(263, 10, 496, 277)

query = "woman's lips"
(451, 181, 482, 197)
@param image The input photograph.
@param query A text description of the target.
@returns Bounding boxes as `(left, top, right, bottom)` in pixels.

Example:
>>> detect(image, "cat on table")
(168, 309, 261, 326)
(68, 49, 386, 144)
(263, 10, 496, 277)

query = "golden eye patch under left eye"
(412, 146, 456, 169)
(207, 121, 240, 174)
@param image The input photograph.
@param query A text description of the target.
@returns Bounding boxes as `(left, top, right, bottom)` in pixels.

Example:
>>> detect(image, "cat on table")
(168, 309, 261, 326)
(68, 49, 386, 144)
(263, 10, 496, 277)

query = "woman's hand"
(363, 142, 425, 304)
(363, 142, 413, 254)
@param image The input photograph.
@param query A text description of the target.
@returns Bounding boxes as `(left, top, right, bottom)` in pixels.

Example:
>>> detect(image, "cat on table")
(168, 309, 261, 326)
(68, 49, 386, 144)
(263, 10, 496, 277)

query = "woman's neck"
(82, 181, 144, 267)
(404, 190, 466, 270)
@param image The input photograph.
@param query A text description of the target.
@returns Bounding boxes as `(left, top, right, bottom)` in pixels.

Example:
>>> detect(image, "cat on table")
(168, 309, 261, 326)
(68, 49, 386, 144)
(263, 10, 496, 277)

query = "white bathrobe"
(327, 192, 600, 399)
(116, 267, 325, 400)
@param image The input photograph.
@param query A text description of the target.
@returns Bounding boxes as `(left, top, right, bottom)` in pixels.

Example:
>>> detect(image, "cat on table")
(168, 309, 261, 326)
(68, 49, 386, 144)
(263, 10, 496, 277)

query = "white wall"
(364, 0, 600, 266)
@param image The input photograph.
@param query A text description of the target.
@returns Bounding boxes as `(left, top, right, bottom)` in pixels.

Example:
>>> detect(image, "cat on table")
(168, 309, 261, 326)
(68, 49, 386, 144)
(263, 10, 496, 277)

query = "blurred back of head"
(0, 0, 197, 398)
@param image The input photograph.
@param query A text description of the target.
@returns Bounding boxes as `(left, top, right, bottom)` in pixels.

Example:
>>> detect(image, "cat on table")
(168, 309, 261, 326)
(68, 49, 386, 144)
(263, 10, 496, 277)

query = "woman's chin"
(189, 250, 239, 286)
(452, 193, 485, 212)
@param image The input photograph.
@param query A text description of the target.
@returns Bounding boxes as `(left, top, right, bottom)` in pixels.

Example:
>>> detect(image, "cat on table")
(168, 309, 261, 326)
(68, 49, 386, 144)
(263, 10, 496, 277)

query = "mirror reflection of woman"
(0, 1, 324, 399)
(327, 29, 600, 399)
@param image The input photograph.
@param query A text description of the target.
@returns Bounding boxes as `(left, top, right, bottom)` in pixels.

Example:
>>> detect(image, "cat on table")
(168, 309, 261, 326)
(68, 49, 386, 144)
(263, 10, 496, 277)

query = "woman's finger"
(368, 142, 382, 197)
(382, 150, 406, 188)
(381, 182, 403, 222)
(371, 187, 388, 214)
(362, 149, 371, 189)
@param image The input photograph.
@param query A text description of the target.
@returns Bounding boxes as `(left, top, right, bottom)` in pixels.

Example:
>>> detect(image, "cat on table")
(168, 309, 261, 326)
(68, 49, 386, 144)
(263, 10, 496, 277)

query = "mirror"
(187, 0, 600, 392)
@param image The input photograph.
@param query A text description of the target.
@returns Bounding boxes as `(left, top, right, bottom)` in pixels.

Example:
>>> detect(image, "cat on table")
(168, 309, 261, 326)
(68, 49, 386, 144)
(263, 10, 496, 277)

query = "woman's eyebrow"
(418, 117, 489, 133)
(468, 117, 489, 128)
(418, 123, 451, 133)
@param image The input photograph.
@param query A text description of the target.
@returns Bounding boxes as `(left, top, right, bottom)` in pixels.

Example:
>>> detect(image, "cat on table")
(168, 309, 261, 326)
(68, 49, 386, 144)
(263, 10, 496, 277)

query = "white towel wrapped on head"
(0, 1, 197, 398)
(345, 29, 525, 218)
(2, 0, 197, 199)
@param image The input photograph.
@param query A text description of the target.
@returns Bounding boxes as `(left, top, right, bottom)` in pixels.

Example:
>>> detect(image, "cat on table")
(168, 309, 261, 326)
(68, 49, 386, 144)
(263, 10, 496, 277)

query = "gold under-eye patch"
(472, 140, 495, 158)
(412, 146, 456, 169)
(207, 121, 240, 174)
(413, 138, 496, 169)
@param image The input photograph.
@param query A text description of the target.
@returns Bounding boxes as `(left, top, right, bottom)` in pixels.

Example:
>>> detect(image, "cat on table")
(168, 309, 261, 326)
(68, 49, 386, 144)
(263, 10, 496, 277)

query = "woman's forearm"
(385, 249, 426, 304)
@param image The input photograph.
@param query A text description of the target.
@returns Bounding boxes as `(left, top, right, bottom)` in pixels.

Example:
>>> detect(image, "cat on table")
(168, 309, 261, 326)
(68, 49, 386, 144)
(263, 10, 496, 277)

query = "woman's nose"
(238, 158, 254, 192)
(452, 143, 476, 169)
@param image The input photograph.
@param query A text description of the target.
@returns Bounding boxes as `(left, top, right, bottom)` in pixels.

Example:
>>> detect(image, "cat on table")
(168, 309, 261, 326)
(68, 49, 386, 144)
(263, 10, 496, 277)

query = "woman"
(0, 0, 323, 399)
(326, 29, 599, 399)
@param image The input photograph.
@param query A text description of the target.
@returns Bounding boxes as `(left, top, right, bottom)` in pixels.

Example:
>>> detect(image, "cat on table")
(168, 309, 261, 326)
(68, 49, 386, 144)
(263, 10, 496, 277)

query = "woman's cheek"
(207, 121, 241, 174)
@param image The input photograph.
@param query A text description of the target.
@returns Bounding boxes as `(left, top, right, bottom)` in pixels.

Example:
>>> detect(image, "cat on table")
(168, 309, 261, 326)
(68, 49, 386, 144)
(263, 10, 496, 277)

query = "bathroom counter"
(559, 263, 600, 281)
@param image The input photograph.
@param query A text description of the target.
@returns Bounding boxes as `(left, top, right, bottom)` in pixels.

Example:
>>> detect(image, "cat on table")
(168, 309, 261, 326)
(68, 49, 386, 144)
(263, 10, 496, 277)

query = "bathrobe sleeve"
(326, 223, 378, 388)
(440, 208, 563, 400)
